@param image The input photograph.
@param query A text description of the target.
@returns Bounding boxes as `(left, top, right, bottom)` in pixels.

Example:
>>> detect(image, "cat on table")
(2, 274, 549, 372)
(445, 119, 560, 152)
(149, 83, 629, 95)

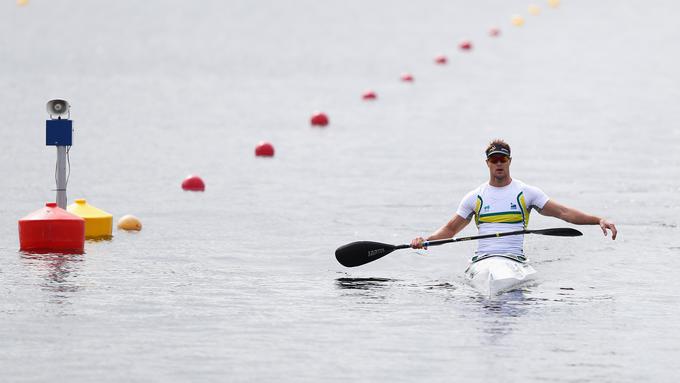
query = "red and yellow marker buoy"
(67, 199, 113, 239)
(18, 202, 85, 253)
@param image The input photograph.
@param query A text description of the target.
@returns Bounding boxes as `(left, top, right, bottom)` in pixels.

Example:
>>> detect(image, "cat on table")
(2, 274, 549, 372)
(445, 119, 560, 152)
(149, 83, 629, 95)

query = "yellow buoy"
(548, 0, 560, 8)
(17, 0, 29, 6)
(528, 5, 541, 15)
(67, 199, 113, 239)
(511, 15, 525, 26)
(117, 215, 142, 231)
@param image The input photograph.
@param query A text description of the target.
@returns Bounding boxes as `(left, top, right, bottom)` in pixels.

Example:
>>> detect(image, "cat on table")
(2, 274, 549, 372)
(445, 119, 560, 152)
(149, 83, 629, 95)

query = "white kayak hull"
(464, 255, 537, 296)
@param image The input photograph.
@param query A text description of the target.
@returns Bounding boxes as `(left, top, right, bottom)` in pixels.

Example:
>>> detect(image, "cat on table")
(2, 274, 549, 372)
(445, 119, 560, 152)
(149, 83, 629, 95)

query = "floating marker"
(489, 27, 501, 37)
(255, 141, 275, 157)
(18, 202, 85, 253)
(181, 175, 205, 191)
(400, 72, 414, 82)
(434, 55, 448, 64)
(310, 111, 329, 127)
(67, 199, 113, 239)
(117, 215, 142, 231)
(459, 40, 473, 51)
(548, 0, 560, 8)
(362, 90, 377, 100)
(511, 15, 525, 26)
(17, 100, 84, 254)
(528, 5, 541, 15)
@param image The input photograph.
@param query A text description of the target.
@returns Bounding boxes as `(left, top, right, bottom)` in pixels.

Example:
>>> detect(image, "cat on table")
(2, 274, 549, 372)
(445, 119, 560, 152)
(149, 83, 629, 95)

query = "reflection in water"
(335, 277, 396, 290)
(335, 277, 399, 303)
(335, 277, 462, 307)
(467, 287, 533, 346)
(20, 252, 84, 304)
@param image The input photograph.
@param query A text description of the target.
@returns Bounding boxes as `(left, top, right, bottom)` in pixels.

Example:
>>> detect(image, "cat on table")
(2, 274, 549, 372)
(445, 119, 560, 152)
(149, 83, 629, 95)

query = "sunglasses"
(487, 156, 509, 164)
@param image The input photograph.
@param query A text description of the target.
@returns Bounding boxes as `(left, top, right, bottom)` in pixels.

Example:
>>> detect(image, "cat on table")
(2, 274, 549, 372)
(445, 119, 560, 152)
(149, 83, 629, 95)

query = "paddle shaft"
(418, 228, 581, 248)
(422, 229, 529, 248)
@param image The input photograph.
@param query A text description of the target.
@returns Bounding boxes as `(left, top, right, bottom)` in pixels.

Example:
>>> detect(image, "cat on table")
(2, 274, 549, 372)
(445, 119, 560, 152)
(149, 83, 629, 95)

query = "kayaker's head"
(485, 139, 512, 186)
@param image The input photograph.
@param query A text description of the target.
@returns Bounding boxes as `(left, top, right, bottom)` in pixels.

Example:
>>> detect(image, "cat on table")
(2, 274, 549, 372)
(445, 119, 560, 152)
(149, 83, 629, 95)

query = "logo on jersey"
(510, 202, 517, 210)
(483, 205, 490, 212)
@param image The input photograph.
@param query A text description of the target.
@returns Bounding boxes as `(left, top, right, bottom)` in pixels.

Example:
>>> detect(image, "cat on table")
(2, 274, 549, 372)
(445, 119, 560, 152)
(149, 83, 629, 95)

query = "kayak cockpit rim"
(465, 253, 529, 275)
(470, 253, 528, 263)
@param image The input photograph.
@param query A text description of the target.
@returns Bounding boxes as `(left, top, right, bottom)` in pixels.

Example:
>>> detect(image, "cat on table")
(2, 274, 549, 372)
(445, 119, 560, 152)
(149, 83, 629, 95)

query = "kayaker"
(410, 139, 617, 256)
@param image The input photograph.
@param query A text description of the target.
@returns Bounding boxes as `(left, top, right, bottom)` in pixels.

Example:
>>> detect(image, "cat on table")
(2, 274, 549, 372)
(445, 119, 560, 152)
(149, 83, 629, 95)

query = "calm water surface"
(1, 0, 679, 381)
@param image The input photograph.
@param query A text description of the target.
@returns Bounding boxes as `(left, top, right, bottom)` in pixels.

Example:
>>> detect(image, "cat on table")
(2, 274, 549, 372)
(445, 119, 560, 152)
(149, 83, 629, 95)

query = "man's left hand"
(599, 218, 617, 240)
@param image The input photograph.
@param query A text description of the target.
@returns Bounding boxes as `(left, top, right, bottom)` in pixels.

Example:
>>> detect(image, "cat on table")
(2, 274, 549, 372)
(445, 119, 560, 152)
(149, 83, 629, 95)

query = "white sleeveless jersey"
(456, 180, 549, 256)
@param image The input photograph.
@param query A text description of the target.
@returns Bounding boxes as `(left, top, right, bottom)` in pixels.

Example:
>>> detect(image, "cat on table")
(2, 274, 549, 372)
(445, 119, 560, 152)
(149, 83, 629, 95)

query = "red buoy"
(18, 202, 85, 254)
(255, 141, 275, 157)
(489, 27, 501, 37)
(182, 175, 205, 191)
(310, 111, 329, 127)
(459, 40, 473, 51)
(400, 72, 414, 82)
(362, 90, 377, 100)
(434, 55, 448, 65)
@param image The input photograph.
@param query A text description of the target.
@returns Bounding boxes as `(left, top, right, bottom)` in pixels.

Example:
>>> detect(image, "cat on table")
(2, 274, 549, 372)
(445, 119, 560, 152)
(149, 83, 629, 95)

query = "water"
(1, 0, 679, 381)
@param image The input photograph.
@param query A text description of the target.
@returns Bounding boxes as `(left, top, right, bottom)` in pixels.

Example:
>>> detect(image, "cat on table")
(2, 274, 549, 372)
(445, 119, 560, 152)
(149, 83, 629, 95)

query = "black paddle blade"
(532, 228, 583, 237)
(335, 241, 397, 267)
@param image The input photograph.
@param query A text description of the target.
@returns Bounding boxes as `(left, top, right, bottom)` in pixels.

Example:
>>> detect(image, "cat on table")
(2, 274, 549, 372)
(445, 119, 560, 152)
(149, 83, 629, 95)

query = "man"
(411, 139, 617, 257)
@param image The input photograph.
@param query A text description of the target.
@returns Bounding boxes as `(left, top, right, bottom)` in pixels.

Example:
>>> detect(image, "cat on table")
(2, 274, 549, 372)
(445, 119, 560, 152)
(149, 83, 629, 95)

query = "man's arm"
(538, 200, 617, 240)
(411, 215, 471, 248)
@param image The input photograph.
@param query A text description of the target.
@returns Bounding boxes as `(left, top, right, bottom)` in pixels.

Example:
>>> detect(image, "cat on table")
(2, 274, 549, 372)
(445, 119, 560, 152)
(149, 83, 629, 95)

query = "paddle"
(335, 227, 582, 268)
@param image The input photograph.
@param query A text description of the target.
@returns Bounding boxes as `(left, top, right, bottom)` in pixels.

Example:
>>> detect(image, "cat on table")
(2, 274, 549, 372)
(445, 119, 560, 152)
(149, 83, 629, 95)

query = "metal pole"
(56, 146, 67, 208)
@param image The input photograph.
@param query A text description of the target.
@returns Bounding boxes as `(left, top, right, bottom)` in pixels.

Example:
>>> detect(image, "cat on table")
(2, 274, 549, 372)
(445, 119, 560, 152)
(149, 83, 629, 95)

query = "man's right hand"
(411, 237, 427, 249)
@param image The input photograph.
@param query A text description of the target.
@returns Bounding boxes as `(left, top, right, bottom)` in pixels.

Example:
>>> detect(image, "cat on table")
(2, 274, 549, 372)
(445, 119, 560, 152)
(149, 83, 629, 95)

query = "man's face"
(486, 155, 511, 179)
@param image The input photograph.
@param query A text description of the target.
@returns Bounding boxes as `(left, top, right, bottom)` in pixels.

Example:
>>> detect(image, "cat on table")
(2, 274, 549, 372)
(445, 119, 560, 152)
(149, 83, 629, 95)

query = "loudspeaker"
(46, 99, 70, 117)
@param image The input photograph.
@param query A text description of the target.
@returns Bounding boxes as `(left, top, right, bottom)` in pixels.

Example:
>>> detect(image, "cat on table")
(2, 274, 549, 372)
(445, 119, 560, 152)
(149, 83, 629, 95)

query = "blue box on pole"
(46, 119, 72, 146)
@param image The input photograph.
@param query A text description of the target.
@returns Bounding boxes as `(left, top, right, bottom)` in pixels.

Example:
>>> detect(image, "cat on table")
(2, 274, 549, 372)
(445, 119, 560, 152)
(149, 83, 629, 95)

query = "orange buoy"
(18, 202, 85, 253)
(434, 55, 448, 64)
(459, 40, 473, 51)
(400, 72, 414, 82)
(117, 215, 142, 231)
(489, 27, 501, 37)
(362, 90, 377, 100)
(528, 5, 541, 15)
(255, 141, 275, 157)
(310, 111, 329, 127)
(182, 175, 205, 191)
(512, 15, 525, 26)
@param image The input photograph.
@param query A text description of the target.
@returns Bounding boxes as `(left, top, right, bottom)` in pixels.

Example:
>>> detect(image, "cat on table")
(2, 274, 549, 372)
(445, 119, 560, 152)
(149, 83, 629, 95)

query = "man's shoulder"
(466, 182, 488, 196)
(513, 179, 541, 191)
(459, 182, 487, 203)
(513, 179, 549, 203)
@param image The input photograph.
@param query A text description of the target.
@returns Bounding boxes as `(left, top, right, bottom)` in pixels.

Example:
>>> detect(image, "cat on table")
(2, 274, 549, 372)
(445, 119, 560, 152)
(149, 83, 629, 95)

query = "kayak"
(464, 255, 536, 296)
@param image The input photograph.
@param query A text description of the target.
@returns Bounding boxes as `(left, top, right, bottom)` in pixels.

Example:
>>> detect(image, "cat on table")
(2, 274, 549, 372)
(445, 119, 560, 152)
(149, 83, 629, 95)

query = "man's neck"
(489, 176, 512, 187)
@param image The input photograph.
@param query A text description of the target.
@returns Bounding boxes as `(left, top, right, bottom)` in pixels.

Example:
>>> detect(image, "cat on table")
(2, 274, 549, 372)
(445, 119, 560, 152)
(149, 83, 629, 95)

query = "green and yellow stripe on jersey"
(474, 192, 530, 228)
